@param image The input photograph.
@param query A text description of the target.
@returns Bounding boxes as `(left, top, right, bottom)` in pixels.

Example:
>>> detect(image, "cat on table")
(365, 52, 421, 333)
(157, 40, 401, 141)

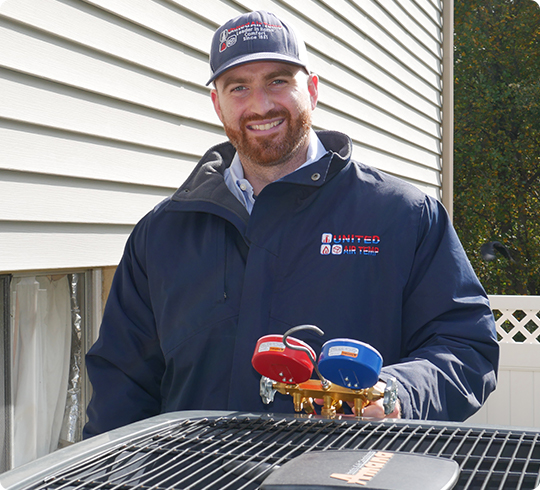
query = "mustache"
(241, 109, 290, 125)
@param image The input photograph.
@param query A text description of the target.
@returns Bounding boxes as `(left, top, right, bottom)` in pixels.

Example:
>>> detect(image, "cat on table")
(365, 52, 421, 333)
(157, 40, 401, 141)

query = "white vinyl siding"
(0, 0, 444, 272)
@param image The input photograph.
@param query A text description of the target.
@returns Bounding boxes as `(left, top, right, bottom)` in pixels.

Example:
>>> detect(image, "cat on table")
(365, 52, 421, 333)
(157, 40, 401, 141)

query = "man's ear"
(211, 89, 223, 122)
(307, 73, 319, 110)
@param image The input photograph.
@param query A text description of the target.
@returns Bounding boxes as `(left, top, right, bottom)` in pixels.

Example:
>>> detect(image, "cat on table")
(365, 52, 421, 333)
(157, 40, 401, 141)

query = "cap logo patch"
(219, 30, 237, 52)
(218, 21, 283, 54)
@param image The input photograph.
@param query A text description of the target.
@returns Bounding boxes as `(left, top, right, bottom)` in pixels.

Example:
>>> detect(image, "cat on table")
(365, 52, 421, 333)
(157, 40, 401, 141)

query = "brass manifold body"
(260, 376, 397, 418)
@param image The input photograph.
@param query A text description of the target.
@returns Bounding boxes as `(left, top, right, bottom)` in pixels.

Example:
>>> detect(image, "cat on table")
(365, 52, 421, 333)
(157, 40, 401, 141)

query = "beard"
(222, 107, 312, 168)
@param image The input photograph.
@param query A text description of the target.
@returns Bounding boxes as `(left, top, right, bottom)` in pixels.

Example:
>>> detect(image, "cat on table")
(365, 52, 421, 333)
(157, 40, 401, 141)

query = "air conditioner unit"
(1, 411, 540, 489)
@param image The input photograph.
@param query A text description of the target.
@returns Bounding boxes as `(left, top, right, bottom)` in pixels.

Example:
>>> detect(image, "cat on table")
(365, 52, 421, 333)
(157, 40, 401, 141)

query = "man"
(83, 10, 498, 437)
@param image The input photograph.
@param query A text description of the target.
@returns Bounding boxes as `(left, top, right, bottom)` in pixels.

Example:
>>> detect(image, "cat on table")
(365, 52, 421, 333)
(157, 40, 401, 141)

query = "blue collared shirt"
(224, 130, 327, 214)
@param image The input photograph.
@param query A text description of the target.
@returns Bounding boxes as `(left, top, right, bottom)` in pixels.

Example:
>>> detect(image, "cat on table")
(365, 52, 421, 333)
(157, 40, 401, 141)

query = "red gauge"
(252, 334, 315, 384)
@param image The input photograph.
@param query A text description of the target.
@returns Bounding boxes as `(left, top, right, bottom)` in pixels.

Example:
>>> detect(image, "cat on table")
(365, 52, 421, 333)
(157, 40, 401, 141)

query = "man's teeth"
(250, 120, 282, 131)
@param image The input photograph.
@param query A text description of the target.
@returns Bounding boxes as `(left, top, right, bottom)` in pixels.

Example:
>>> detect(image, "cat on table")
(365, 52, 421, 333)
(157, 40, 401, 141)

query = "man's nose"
(249, 86, 275, 115)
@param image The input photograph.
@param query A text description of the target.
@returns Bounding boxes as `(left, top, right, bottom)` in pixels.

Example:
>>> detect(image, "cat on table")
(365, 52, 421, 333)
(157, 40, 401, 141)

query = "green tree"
(454, 0, 540, 294)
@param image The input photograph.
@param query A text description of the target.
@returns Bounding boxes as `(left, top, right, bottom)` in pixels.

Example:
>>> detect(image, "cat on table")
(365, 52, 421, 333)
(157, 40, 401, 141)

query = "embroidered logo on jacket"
(320, 233, 380, 256)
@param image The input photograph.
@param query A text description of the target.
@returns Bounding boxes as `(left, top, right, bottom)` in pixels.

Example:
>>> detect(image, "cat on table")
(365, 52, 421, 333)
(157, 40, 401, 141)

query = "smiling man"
(211, 62, 317, 195)
(83, 11, 499, 437)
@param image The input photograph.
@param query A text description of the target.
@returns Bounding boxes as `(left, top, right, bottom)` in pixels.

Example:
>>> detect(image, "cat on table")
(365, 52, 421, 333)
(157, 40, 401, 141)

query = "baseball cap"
(207, 10, 309, 85)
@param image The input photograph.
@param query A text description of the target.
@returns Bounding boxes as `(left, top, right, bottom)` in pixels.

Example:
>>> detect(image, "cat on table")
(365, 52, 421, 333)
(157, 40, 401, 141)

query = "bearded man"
(84, 10, 498, 437)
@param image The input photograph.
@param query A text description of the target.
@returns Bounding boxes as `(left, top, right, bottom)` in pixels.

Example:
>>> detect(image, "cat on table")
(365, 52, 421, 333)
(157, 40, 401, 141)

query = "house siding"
(0, 0, 444, 272)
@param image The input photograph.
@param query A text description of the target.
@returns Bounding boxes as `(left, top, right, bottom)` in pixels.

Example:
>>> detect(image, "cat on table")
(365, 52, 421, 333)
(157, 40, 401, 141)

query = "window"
(0, 271, 98, 471)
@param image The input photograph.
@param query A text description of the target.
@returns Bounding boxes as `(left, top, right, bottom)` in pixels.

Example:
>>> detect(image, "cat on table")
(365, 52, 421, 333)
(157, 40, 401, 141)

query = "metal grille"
(25, 415, 540, 490)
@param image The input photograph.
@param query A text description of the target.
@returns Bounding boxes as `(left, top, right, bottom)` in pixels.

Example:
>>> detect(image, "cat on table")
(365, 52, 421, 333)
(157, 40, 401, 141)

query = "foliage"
(453, 0, 540, 294)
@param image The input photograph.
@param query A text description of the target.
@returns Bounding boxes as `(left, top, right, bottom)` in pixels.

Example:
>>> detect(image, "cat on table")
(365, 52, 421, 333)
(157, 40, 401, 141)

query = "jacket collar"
(168, 130, 353, 227)
(172, 131, 351, 199)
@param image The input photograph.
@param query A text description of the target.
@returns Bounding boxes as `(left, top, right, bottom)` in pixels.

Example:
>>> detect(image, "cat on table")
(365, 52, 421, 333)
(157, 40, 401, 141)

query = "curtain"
(10, 275, 71, 468)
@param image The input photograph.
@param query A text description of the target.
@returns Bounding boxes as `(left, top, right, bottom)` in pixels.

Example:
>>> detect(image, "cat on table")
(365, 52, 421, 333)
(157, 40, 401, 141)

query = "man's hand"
(361, 397, 401, 418)
(360, 380, 401, 419)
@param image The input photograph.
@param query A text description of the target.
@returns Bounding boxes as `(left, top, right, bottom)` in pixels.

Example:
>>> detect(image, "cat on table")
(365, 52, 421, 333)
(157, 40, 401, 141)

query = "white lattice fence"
(467, 295, 540, 428)
(489, 295, 540, 343)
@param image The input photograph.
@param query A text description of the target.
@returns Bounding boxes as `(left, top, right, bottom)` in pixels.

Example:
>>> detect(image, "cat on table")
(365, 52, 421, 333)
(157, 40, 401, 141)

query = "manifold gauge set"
(251, 325, 398, 418)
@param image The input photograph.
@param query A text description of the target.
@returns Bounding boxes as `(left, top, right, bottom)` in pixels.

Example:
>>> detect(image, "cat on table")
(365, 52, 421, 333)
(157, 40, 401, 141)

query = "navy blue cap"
(207, 11, 309, 85)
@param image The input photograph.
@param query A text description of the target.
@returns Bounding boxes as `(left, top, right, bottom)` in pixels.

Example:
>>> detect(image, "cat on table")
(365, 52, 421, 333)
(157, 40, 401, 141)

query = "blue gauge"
(318, 338, 383, 389)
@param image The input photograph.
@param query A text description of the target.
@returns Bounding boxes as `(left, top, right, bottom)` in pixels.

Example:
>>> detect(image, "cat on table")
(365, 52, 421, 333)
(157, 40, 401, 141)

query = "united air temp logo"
(320, 233, 380, 256)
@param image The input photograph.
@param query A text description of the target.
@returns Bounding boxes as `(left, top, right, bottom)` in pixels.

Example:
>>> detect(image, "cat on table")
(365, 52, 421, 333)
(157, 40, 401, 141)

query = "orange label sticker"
(328, 346, 359, 358)
(259, 341, 285, 353)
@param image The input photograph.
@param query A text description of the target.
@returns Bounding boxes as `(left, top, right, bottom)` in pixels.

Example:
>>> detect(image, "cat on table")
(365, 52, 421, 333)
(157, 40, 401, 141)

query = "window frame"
(0, 269, 101, 471)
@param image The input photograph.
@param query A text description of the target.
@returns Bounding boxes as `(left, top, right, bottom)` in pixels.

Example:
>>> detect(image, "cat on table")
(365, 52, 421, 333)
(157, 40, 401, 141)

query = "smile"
(248, 119, 284, 131)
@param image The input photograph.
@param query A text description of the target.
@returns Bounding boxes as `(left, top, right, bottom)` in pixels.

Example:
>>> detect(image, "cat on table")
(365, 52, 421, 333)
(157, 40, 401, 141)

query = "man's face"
(211, 61, 318, 168)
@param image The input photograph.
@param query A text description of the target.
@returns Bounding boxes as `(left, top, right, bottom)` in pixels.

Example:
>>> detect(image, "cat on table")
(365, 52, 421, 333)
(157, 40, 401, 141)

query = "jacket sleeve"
(379, 196, 499, 421)
(83, 216, 165, 438)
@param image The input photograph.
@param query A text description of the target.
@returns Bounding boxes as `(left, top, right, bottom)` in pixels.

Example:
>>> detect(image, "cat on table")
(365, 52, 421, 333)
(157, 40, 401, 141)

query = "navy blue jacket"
(84, 131, 499, 437)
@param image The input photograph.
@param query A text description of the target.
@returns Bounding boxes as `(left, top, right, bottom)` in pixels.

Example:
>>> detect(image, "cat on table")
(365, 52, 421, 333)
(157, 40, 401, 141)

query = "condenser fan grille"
(18, 415, 540, 490)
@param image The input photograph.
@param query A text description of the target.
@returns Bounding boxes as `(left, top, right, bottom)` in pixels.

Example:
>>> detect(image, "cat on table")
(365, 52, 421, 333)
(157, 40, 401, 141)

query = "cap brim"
(206, 53, 308, 85)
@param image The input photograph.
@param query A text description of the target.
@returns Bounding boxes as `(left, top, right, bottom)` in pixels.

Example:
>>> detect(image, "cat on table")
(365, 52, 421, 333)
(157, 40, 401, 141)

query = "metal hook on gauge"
(282, 325, 331, 389)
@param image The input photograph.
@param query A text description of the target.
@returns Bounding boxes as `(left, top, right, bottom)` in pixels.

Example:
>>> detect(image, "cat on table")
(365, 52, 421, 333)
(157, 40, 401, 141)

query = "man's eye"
(271, 79, 286, 85)
(231, 85, 246, 92)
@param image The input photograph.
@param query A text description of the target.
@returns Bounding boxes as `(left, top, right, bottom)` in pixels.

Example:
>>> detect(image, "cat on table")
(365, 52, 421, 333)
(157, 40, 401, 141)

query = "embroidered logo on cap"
(219, 21, 282, 54)
(219, 29, 237, 52)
